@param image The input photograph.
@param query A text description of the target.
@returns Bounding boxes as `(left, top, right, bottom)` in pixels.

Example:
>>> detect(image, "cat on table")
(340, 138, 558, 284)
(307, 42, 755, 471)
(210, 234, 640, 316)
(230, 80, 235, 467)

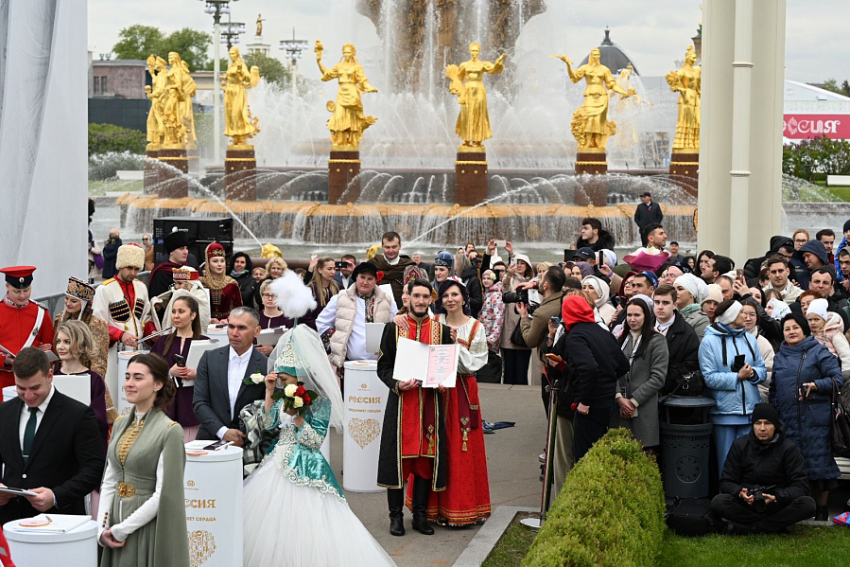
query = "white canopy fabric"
(0, 0, 87, 297)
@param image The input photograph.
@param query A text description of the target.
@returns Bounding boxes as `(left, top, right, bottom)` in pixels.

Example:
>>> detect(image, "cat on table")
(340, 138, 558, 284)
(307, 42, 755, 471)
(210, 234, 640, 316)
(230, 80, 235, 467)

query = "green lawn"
(89, 179, 144, 196)
(481, 514, 539, 567)
(659, 526, 850, 567)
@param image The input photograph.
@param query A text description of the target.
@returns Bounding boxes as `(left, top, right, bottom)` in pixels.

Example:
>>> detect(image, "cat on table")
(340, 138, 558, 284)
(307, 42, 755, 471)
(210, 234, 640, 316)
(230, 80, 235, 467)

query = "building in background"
(783, 80, 850, 142)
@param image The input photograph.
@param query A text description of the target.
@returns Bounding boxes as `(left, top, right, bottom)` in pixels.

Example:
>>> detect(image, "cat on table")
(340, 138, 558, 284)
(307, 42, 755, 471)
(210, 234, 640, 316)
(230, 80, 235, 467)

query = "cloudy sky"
(88, 0, 849, 84)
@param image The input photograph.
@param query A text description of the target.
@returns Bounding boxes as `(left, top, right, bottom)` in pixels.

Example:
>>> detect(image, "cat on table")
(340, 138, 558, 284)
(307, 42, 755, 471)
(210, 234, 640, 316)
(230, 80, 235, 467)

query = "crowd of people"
(0, 202, 847, 565)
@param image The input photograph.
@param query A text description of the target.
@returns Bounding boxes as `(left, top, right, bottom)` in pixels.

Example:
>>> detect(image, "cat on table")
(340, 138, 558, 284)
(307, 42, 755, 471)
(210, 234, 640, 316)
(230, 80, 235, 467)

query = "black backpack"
(665, 497, 720, 537)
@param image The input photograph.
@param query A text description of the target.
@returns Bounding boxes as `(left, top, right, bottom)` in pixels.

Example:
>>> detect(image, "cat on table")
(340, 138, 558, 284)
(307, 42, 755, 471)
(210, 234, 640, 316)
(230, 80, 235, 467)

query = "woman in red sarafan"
(406, 279, 491, 526)
(200, 243, 243, 323)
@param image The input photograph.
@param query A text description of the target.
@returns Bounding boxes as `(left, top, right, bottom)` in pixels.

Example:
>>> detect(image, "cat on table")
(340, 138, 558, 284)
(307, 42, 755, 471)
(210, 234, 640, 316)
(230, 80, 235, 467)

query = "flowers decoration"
(244, 368, 266, 385)
(280, 381, 316, 416)
(376, 270, 385, 282)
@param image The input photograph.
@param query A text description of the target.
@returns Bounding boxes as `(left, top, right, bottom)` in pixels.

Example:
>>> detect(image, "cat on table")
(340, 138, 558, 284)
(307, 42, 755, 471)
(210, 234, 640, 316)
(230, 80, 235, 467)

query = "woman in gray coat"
(611, 296, 669, 450)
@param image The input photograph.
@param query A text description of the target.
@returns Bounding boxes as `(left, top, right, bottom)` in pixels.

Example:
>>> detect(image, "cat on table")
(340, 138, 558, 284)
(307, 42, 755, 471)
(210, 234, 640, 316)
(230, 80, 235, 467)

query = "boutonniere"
(376, 271, 385, 283)
(244, 368, 265, 386)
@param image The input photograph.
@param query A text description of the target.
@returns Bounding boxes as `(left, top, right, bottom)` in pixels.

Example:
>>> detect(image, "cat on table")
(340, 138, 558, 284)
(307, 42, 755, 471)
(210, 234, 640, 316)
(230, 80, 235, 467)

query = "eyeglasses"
(142, 238, 150, 242)
(261, 293, 275, 299)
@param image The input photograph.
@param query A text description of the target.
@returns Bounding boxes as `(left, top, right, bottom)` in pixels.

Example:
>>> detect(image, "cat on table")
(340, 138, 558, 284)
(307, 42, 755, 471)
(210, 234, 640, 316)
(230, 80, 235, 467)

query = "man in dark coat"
(711, 403, 816, 533)
(377, 280, 453, 537)
(634, 192, 663, 246)
(743, 235, 795, 288)
(148, 228, 190, 299)
(795, 239, 829, 290)
(652, 285, 701, 395)
(575, 217, 616, 252)
(557, 296, 630, 461)
(0, 348, 105, 523)
(369, 231, 415, 308)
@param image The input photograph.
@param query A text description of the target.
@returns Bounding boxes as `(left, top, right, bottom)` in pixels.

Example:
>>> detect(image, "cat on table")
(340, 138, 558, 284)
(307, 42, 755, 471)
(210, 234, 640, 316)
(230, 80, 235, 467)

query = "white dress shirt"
(215, 346, 253, 439)
(19, 385, 56, 451)
(316, 294, 398, 362)
(655, 317, 675, 336)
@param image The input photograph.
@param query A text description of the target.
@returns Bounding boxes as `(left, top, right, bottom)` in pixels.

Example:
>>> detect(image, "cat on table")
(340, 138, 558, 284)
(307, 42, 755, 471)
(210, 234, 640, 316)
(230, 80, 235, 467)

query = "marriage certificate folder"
(393, 338, 458, 388)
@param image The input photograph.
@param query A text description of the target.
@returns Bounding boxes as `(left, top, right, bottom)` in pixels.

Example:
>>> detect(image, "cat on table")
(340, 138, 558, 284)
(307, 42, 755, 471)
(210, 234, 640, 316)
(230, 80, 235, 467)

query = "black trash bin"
(660, 396, 716, 499)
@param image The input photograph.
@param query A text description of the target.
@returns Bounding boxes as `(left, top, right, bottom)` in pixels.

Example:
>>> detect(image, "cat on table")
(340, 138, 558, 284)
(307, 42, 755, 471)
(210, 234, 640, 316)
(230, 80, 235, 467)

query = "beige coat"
(329, 286, 394, 367)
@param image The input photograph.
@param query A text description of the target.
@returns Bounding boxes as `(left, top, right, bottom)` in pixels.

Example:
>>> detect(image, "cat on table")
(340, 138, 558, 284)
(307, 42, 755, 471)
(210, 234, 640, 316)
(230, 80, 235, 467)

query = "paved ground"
(328, 383, 548, 567)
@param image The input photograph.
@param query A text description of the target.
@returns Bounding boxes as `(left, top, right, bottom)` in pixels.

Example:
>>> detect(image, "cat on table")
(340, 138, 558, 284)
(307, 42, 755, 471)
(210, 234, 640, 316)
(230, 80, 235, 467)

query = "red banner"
(783, 114, 850, 139)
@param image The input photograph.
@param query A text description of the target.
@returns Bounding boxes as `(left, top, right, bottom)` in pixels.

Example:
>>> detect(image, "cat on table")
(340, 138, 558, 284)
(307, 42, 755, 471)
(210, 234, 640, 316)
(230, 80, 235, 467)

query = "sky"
(88, 0, 850, 84)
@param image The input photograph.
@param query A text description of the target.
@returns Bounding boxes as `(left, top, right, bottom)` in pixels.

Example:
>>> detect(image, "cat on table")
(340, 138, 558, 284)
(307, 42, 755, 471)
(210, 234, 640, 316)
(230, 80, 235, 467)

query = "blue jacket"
(699, 323, 766, 417)
(770, 335, 843, 480)
(835, 235, 849, 283)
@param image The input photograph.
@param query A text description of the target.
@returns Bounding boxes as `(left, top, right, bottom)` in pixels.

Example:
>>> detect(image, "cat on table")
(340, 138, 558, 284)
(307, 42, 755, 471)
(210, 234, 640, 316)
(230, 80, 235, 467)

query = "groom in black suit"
(0, 348, 105, 523)
(194, 307, 268, 444)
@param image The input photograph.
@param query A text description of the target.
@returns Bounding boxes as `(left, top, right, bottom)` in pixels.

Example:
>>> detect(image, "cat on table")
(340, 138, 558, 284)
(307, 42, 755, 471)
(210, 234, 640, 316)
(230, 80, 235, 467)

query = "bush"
(522, 429, 666, 567)
(783, 136, 850, 181)
(88, 151, 145, 181)
(88, 123, 147, 157)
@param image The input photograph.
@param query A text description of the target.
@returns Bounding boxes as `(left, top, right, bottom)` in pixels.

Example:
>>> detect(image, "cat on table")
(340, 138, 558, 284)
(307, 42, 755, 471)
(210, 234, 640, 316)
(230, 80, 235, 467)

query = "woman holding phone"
(151, 296, 207, 442)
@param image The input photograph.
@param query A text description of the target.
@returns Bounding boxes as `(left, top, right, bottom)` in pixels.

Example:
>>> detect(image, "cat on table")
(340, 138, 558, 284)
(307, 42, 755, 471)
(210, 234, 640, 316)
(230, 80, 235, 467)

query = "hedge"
(88, 123, 146, 157)
(522, 428, 666, 567)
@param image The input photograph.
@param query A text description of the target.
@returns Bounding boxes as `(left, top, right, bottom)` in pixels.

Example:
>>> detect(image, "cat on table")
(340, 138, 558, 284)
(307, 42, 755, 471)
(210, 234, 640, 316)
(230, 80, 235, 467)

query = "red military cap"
(1, 266, 36, 289)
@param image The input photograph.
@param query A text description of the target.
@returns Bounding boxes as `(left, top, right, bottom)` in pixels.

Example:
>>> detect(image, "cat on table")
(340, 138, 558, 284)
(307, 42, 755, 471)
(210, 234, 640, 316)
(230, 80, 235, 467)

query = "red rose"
(376, 270, 385, 282)
(302, 393, 311, 405)
(295, 385, 307, 397)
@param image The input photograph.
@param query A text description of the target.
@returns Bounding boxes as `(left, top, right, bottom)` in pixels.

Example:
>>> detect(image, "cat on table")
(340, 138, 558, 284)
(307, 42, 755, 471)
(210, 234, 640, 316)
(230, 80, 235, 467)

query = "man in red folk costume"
(0, 266, 54, 389)
(377, 279, 455, 537)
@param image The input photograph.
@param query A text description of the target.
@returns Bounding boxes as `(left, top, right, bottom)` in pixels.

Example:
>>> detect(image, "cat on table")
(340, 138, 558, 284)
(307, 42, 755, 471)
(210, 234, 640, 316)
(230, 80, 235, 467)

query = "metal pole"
(213, 14, 222, 164)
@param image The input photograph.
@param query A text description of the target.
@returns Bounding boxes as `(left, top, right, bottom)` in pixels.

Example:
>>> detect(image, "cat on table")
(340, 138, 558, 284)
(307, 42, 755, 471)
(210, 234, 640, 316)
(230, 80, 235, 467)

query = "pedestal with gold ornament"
(144, 146, 160, 194)
(455, 146, 488, 206)
(328, 146, 362, 205)
(156, 145, 189, 199)
(669, 149, 700, 197)
(574, 148, 608, 207)
(225, 145, 257, 201)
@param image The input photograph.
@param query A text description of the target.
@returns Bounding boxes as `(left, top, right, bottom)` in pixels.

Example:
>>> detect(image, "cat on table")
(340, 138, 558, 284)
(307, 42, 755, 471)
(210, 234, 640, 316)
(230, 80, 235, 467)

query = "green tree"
(842, 80, 850, 98)
(113, 25, 164, 60)
(821, 78, 843, 95)
(243, 52, 291, 88)
(158, 28, 212, 71)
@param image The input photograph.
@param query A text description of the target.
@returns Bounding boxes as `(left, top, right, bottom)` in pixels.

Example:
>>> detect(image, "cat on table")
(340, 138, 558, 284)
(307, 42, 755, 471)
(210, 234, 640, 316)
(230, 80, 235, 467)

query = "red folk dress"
(407, 315, 491, 525)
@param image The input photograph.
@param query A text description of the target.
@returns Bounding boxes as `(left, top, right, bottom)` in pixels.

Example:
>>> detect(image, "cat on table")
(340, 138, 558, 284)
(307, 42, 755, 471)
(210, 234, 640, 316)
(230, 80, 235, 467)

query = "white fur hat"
(116, 244, 145, 269)
(807, 298, 829, 322)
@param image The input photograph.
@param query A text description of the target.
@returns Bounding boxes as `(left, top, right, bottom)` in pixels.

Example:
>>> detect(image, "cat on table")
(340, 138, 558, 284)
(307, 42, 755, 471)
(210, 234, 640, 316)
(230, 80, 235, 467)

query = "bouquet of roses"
(280, 381, 318, 416)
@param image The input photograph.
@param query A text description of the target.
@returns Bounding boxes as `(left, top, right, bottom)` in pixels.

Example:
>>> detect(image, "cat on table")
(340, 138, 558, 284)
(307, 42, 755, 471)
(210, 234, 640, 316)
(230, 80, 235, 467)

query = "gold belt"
(117, 482, 136, 498)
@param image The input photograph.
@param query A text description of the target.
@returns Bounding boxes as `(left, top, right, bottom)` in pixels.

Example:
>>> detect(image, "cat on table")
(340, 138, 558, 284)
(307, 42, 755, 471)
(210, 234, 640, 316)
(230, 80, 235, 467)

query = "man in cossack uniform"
(92, 244, 156, 406)
(377, 279, 454, 537)
(0, 266, 54, 389)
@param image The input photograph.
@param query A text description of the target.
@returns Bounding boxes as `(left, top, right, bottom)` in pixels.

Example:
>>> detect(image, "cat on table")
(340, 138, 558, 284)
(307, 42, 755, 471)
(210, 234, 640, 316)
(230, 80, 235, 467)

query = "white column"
(213, 20, 222, 163)
(698, 0, 786, 264)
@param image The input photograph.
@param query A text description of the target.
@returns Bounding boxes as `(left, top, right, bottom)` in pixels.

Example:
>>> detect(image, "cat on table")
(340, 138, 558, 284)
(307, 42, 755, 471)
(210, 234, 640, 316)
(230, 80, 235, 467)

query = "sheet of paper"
(423, 344, 459, 388)
(378, 283, 394, 300)
(186, 339, 220, 369)
(53, 375, 91, 406)
(0, 487, 36, 497)
(366, 323, 386, 354)
(393, 338, 428, 382)
(257, 326, 286, 346)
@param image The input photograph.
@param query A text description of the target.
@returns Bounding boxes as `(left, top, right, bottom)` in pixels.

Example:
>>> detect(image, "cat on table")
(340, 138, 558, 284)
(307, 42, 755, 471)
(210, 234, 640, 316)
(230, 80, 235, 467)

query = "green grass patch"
(481, 513, 538, 567)
(659, 526, 850, 567)
(89, 179, 144, 196)
(826, 186, 850, 202)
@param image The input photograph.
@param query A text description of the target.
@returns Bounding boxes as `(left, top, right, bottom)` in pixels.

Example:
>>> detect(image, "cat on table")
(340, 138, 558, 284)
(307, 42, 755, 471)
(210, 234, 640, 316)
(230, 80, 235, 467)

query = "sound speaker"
(152, 216, 233, 266)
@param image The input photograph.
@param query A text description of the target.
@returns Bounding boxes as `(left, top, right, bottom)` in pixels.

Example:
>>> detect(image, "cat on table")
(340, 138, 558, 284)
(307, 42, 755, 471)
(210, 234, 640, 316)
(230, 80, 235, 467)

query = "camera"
(503, 289, 529, 304)
(748, 485, 775, 513)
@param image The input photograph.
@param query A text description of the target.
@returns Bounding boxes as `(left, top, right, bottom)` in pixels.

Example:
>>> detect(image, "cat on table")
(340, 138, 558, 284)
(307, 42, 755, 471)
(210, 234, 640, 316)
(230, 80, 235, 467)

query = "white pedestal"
(4, 518, 98, 567)
(342, 360, 388, 493)
(184, 441, 243, 567)
(116, 351, 145, 417)
(3, 386, 15, 402)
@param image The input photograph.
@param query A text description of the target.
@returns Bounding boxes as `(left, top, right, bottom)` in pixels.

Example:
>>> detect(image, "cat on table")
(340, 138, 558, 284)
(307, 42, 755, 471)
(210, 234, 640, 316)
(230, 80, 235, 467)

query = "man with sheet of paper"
(376, 280, 454, 537)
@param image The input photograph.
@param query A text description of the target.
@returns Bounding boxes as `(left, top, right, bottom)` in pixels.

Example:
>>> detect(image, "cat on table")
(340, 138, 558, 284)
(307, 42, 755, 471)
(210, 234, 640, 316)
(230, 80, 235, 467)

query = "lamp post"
(198, 0, 239, 164)
(221, 22, 246, 50)
(279, 28, 309, 94)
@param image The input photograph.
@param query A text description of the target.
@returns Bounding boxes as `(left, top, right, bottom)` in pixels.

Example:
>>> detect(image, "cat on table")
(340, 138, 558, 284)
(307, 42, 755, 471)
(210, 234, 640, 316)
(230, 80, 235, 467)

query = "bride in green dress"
(97, 353, 190, 567)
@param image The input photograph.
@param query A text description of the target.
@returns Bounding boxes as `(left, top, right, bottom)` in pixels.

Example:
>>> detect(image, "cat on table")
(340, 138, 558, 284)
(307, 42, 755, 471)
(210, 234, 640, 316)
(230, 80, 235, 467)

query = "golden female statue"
(222, 46, 261, 147)
(144, 55, 167, 148)
(666, 46, 701, 150)
(180, 60, 198, 148)
(447, 43, 506, 148)
(315, 41, 378, 150)
(552, 48, 634, 150)
(162, 52, 194, 147)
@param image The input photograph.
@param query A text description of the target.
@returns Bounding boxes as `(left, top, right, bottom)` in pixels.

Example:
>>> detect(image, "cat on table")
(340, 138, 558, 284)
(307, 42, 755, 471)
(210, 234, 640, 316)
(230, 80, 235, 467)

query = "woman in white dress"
(242, 325, 396, 567)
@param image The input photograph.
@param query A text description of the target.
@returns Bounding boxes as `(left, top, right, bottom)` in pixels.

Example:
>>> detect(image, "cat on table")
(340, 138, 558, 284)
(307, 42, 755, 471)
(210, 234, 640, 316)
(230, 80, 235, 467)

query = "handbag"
(510, 319, 528, 348)
(665, 497, 720, 537)
(660, 369, 705, 404)
(831, 379, 850, 456)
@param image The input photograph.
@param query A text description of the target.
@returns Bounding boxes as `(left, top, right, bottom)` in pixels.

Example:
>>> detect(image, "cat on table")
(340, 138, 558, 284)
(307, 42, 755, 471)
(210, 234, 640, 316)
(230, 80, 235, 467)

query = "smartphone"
(550, 316, 561, 326)
(564, 249, 571, 263)
(202, 440, 233, 451)
(311, 253, 318, 261)
(733, 354, 746, 371)
(510, 257, 517, 266)
(174, 354, 186, 367)
(334, 260, 347, 269)
(598, 251, 605, 265)
(495, 240, 507, 248)
(544, 353, 561, 362)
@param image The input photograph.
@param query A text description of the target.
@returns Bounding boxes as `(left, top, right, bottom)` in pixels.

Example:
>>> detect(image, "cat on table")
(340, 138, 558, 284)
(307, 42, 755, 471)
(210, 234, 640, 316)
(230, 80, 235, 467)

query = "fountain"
(119, 4, 698, 247)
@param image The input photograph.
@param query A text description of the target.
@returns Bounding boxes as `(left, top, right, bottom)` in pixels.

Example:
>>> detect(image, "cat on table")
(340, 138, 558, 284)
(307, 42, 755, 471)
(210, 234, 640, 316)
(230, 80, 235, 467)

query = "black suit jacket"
(660, 312, 701, 395)
(193, 345, 268, 441)
(0, 391, 105, 523)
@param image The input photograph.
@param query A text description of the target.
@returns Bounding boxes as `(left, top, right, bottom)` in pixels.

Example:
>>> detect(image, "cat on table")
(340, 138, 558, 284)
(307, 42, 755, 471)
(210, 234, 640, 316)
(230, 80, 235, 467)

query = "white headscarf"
(581, 275, 611, 308)
(675, 273, 709, 304)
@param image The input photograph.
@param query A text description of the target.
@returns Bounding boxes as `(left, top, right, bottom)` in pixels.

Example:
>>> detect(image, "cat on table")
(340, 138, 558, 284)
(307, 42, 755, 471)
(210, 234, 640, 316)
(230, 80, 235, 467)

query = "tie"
(22, 408, 38, 466)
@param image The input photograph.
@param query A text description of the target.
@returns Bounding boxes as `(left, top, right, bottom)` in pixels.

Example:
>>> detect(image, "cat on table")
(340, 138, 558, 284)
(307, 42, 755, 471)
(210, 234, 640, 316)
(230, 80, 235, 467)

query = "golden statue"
(256, 14, 265, 37)
(552, 48, 634, 150)
(666, 46, 701, 151)
(446, 43, 506, 149)
(144, 55, 167, 149)
(222, 46, 261, 147)
(161, 52, 192, 147)
(181, 60, 198, 149)
(315, 41, 378, 151)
